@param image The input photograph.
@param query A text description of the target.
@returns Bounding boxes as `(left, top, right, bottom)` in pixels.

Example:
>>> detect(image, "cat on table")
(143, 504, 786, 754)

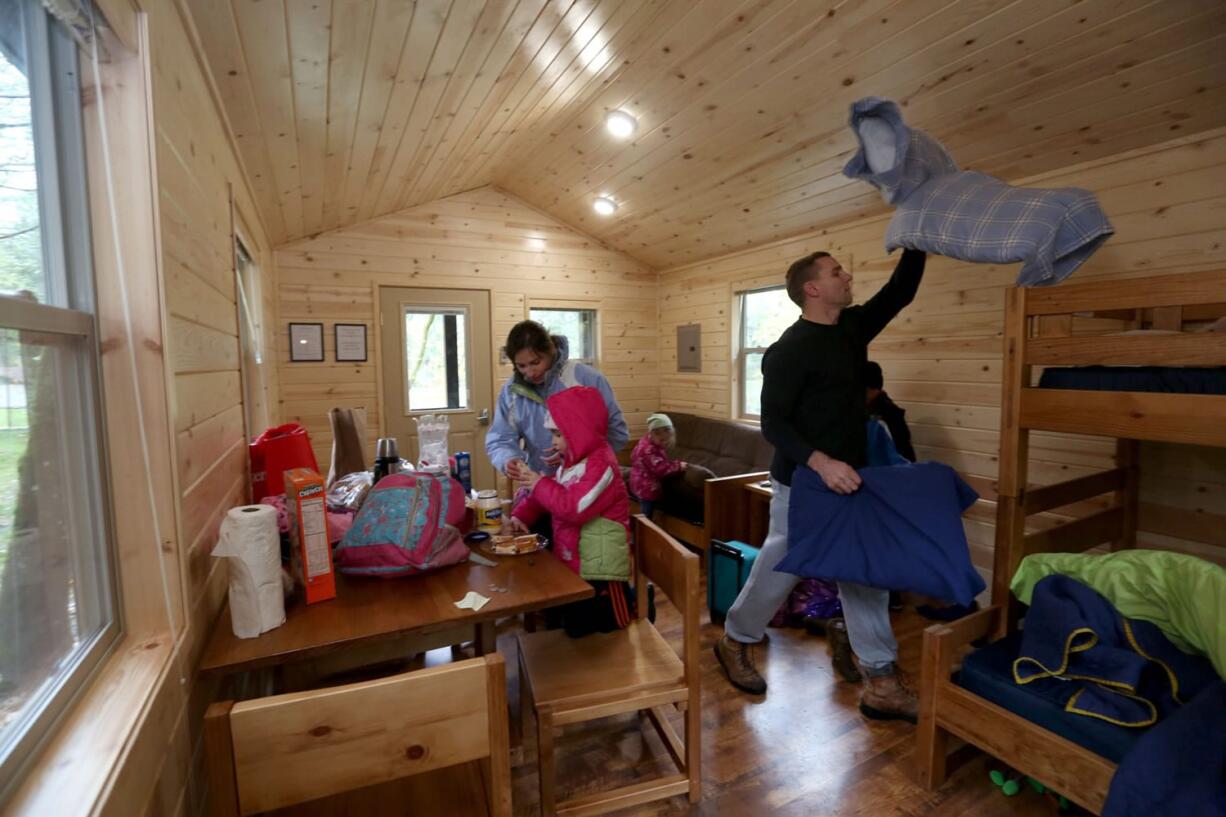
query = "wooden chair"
(516, 515, 701, 816)
(204, 654, 511, 817)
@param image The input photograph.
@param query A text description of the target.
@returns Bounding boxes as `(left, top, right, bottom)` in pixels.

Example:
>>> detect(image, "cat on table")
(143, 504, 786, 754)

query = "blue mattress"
(1038, 366, 1226, 394)
(955, 632, 1144, 764)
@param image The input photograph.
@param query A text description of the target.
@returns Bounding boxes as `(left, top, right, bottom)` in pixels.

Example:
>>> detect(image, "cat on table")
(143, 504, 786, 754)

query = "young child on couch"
(630, 413, 688, 520)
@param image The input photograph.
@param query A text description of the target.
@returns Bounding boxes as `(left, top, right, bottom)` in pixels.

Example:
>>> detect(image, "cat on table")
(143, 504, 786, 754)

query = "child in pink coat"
(507, 386, 633, 636)
(630, 413, 687, 520)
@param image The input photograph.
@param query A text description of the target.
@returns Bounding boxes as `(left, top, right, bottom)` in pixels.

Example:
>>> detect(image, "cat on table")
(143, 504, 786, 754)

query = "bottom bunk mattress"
(955, 632, 1143, 764)
(1037, 365, 1226, 394)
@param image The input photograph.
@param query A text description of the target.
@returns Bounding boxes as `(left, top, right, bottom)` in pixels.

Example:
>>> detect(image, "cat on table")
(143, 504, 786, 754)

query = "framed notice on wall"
(288, 322, 324, 362)
(335, 323, 368, 362)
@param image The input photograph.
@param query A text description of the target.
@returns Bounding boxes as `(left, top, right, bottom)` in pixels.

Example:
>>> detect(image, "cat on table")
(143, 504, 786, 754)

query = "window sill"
(4, 633, 175, 816)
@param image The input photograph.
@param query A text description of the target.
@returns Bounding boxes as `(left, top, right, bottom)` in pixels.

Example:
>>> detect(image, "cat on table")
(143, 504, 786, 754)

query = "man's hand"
(505, 459, 528, 480)
(807, 450, 861, 495)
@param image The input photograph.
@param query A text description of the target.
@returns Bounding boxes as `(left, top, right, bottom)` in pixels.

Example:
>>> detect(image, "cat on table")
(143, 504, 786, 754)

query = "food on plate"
(490, 533, 539, 554)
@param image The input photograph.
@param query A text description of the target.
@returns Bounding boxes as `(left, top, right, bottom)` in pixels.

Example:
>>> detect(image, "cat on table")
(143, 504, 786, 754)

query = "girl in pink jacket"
(630, 413, 687, 520)
(508, 386, 633, 636)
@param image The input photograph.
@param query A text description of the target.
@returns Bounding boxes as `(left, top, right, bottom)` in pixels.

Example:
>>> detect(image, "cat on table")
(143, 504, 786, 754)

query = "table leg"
(476, 621, 497, 655)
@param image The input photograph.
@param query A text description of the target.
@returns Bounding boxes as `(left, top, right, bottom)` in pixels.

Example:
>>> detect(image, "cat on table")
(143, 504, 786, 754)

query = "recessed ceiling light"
(593, 196, 617, 216)
(525, 237, 546, 252)
(605, 110, 637, 139)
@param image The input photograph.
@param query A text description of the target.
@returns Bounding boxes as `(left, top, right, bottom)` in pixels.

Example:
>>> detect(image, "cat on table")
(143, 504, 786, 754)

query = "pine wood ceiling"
(186, 0, 1226, 268)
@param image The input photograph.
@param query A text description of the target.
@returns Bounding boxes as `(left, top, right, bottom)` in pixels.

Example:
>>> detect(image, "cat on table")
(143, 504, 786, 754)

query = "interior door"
(379, 287, 495, 491)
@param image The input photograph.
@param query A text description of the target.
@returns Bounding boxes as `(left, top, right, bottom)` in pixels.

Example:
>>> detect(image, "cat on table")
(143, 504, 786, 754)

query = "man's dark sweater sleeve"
(857, 249, 926, 342)
(759, 345, 813, 468)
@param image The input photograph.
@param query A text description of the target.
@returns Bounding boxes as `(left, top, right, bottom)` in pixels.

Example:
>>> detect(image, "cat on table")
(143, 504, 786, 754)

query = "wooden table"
(745, 480, 772, 546)
(199, 548, 593, 680)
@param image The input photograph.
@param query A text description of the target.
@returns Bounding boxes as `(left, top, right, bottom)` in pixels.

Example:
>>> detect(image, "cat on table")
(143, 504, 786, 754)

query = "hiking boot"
(826, 619, 862, 683)
(714, 634, 766, 695)
(859, 664, 918, 723)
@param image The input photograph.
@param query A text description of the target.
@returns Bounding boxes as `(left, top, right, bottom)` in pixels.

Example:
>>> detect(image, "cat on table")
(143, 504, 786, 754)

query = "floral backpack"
(333, 471, 470, 577)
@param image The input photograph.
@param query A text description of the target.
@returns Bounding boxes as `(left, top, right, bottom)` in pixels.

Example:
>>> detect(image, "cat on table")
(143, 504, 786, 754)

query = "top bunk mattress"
(1038, 366, 1226, 395)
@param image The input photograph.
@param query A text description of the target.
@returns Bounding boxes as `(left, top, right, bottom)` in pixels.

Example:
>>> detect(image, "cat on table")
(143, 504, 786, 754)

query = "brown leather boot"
(714, 634, 766, 694)
(859, 665, 917, 723)
(826, 618, 862, 683)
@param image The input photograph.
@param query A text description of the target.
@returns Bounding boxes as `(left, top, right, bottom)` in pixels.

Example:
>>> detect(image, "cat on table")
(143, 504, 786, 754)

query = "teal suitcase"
(708, 539, 759, 623)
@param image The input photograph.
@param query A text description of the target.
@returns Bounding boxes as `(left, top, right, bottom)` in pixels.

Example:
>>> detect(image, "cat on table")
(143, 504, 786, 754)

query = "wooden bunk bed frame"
(916, 269, 1226, 815)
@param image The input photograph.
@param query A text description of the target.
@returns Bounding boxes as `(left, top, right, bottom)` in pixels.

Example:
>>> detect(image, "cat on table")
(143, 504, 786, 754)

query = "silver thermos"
(373, 437, 399, 483)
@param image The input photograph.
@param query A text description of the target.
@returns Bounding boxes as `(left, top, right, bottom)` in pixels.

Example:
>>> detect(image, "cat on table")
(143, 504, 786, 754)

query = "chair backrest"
(205, 654, 509, 817)
(633, 515, 701, 680)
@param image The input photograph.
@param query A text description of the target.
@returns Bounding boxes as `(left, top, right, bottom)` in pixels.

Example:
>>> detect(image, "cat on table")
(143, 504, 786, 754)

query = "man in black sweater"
(714, 248, 926, 723)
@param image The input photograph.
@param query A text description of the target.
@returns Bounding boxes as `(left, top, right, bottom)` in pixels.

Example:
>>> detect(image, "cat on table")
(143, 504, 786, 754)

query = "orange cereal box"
(283, 468, 336, 604)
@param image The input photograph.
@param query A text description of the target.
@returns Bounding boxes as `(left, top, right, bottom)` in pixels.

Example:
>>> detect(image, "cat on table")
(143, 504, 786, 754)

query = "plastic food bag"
(413, 414, 450, 470)
(327, 471, 373, 511)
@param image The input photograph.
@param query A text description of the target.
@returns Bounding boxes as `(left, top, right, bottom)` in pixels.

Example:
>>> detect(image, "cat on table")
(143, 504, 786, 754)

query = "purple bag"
(770, 579, 843, 628)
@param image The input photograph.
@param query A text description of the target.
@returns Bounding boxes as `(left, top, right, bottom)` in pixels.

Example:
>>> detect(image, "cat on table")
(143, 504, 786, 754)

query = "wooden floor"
(497, 599, 1063, 817)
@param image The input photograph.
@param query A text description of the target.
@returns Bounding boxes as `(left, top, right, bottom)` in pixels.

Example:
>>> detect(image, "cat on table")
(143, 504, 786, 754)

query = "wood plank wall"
(274, 187, 659, 473)
(126, 2, 279, 815)
(657, 129, 1226, 593)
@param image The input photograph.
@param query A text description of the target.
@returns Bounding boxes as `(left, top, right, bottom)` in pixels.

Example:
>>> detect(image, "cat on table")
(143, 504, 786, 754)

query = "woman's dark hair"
(504, 320, 555, 360)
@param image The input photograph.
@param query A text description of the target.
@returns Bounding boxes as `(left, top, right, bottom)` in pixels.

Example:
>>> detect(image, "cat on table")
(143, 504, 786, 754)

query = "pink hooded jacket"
(630, 434, 685, 501)
(512, 386, 631, 579)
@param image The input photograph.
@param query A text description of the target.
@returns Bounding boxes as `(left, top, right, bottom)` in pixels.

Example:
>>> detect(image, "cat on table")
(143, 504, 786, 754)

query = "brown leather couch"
(622, 413, 773, 551)
(657, 413, 772, 522)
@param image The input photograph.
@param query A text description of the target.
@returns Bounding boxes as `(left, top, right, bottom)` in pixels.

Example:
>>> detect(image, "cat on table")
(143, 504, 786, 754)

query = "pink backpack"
(333, 472, 470, 577)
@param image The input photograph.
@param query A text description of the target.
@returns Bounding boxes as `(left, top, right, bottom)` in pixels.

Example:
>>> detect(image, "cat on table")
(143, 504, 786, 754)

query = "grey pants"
(724, 478, 898, 671)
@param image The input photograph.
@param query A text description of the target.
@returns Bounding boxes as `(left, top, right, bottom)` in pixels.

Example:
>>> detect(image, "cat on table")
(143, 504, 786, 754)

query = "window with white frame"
(235, 239, 267, 437)
(529, 307, 597, 365)
(0, 0, 119, 797)
(738, 286, 798, 419)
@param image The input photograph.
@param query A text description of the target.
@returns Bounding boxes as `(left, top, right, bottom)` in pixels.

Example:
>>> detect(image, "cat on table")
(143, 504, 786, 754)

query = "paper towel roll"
(211, 504, 286, 639)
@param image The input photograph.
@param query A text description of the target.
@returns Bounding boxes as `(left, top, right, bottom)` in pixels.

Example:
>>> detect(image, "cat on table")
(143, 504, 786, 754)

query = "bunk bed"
(916, 269, 1226, 815)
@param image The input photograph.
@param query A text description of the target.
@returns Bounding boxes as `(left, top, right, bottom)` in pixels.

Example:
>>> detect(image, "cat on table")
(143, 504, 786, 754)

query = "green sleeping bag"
(1011, 549, 1226, 678)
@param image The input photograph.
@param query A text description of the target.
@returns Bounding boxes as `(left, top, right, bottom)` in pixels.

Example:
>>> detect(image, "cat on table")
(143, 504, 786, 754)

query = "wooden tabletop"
(198, 549, 592, 678)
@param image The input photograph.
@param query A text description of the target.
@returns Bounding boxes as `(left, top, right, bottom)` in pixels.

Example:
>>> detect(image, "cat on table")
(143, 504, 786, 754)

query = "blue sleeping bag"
(775, 461, 983, 606)
(1103, 679, 1226, 817)
(1015, 575, 1218, 727)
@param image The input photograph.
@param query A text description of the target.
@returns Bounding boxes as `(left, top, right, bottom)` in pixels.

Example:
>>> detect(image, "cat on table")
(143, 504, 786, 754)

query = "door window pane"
(529, 308, 596, 364)
(404, 308, 469, 411)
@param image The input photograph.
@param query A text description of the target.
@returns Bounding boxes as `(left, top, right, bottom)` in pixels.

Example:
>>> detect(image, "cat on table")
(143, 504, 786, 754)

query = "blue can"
(454, 451, 472, 494)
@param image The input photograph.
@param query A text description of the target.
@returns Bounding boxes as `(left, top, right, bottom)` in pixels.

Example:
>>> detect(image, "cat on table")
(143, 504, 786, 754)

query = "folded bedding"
(843, 97, 1113, 287)
(1012, 550, 1226, 677)
(1103, 678, 1226, 817)
(1014, 574, 1218, 727)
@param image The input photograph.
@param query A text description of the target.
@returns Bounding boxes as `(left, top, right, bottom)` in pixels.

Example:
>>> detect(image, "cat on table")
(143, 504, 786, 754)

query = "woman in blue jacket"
(485, 320, 628, 482)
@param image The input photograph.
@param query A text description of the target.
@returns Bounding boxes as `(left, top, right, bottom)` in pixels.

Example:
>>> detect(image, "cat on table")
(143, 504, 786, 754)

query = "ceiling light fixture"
(605, 109, 637, 139)
(593, 196, 617, 216)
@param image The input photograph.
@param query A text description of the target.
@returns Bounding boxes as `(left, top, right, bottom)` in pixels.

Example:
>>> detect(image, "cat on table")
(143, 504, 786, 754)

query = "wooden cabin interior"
(0, 0, 1222, 815)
